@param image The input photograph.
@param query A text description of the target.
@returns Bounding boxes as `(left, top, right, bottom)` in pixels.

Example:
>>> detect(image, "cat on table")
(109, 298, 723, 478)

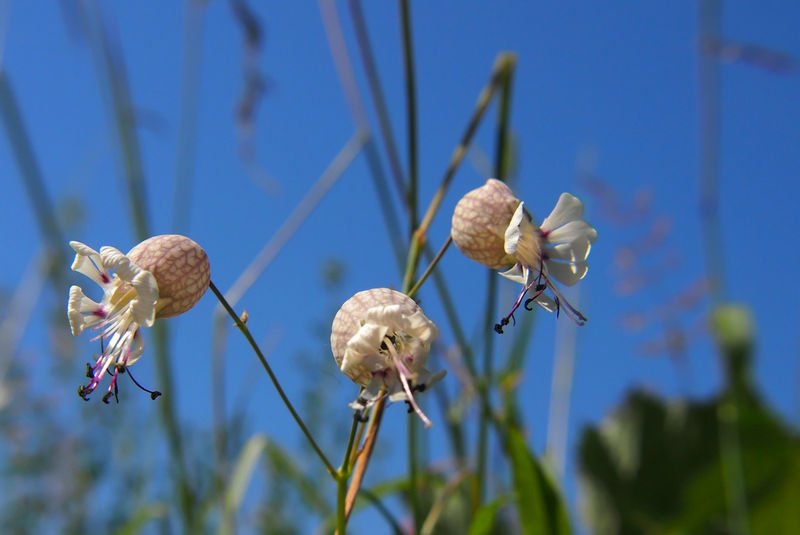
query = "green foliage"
(508, 427, 572, 535)
(579, 304, 800, 535)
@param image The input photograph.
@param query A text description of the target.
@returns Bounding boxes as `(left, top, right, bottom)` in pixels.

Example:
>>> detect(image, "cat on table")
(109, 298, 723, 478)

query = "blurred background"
(0, 1, 798, 533)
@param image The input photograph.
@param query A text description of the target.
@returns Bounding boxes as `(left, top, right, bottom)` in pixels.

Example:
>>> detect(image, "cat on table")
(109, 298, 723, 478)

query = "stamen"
(540, 271, 587, 325)
(384, 337, 433, 428)
(125, 366, 161, 400)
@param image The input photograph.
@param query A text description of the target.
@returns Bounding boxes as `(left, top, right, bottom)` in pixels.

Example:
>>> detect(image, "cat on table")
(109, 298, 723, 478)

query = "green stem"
(475, 272, 498, 505)
(408, 410, 422, 532)
(399, 0, 418, 234)
(401, 53, 515, 292)
(336, 413, 362, 534)
(407, 236, 452, 299)
(347, 0, 407, 198)
(208, 280, 337, 479)
(476, 55, 514, 506)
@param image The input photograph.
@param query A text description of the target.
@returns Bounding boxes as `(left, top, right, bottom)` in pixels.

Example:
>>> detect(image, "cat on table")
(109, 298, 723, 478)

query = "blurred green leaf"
(113, 503, 167, 535)
(508, 427, 571, 535)
(578, 388, 800, 534)
(219, 434, 268, 535)
(467, 496, 510, 535)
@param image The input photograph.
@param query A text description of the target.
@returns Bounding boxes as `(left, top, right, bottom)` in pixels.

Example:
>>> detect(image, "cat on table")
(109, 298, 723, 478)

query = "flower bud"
(451, 178, 520, 270)
(127, 234, 210, 318)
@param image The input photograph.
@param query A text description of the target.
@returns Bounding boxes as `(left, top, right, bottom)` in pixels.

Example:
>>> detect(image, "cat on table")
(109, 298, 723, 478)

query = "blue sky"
(2, 0, 799, 529)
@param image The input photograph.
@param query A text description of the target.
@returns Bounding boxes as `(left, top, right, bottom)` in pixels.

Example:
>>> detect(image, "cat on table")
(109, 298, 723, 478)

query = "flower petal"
(545, 259, 588, 286)
(125, 330, 146, 366)
(68, 285, 103, 335)
(545, 238, 592, 263)
(504, 202, 526, 255)
(540, 193, 584, 231)
(342, 322, 388, 372)
(70, 241, 112, 288)
(546, 220, 597, 246)
(499, 263, 529, 285)
(533, 294, 558, 312)
(101, 247, 158, 328)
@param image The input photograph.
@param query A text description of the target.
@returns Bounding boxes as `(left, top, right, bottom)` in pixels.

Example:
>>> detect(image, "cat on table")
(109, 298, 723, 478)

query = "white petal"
(125, 330, 146, 366)
(545, 259, 588, 286)
(70, 242, 111, 287)
(365, 304, 438, 345)
(101, 247, 158, 327)
(499, 263, 529, 285)
(533, 294, 558, 312)
(545, 238, 592, 263)
(416, 368, 446, 390)
(349, 376, 385, 410)
(129, 270, 158, 327)
(68, 285, 102, 335)
(342, 323, 388, 373)
(546, 220, 597, 246)
(504, 202, 526, 255)
(540, 193, 584, 231)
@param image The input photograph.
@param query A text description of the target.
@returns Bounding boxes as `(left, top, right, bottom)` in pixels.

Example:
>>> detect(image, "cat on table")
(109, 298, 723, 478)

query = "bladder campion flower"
(68, 235, 210, 403)
(451, 178, 597, 331)
(330, 288, 445, 427)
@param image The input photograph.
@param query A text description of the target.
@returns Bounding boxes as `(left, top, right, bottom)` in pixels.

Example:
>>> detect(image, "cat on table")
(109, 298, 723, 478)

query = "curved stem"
(208, 280, 337, 479)
(407, 235, 453, 300)
(401, 53, 516, 292)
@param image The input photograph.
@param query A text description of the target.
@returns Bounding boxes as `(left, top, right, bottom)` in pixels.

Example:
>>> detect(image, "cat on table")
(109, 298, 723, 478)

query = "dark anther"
(85, 363, 93, 379)
(494, 317, 510, 334)
(78, 385, 90, 401)
(126, 367, 161, 401)
(102, 391, 114, 404)
(535, 284, 546, 292)
(414, 383, 426, 393)
(524, 298, 535, 311)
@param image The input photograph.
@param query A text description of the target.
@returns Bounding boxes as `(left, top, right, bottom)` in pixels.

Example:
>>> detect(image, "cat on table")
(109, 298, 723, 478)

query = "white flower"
(331, 288, 445, 427)
(68, 235, 210, 402)
(452, 179, 597, 331)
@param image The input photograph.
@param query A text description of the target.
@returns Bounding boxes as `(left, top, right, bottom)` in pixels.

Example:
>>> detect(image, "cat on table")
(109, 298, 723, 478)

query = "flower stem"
(340, 395, 387, 525)
(407, 235, 453, 300)
(401, 52, 516, 292)
(208, 280, 337, 479)
(336, 413, 361, 534)
(399, 0, 418, 235)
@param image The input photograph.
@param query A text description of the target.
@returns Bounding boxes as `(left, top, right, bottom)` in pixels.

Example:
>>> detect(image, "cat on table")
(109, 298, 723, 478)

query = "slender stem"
(347, 0, 407, 199)
(407, 235, 453, 300)
(336, 412, 362, 533)
(475, 272, 497, 505)
(408, 410, 422, 532)
(476, 55, 514, 506)
(401, 53, 515, 292)
(697, 0, 726, 304)
(208, 281, 337, 479)
(401, 8, 423, 515)
(342, 396, 387, 524)
(359, 488, 405, 535)
(399, 0, 418, 234)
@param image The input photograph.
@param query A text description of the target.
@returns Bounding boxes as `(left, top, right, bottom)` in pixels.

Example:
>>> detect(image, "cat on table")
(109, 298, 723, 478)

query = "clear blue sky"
(1, 1, 798, 529)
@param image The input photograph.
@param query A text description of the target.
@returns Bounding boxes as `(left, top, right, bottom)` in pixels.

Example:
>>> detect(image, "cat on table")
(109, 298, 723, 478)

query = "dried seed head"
(127, 234, 210, 318)
(451, 178, 520, 269)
